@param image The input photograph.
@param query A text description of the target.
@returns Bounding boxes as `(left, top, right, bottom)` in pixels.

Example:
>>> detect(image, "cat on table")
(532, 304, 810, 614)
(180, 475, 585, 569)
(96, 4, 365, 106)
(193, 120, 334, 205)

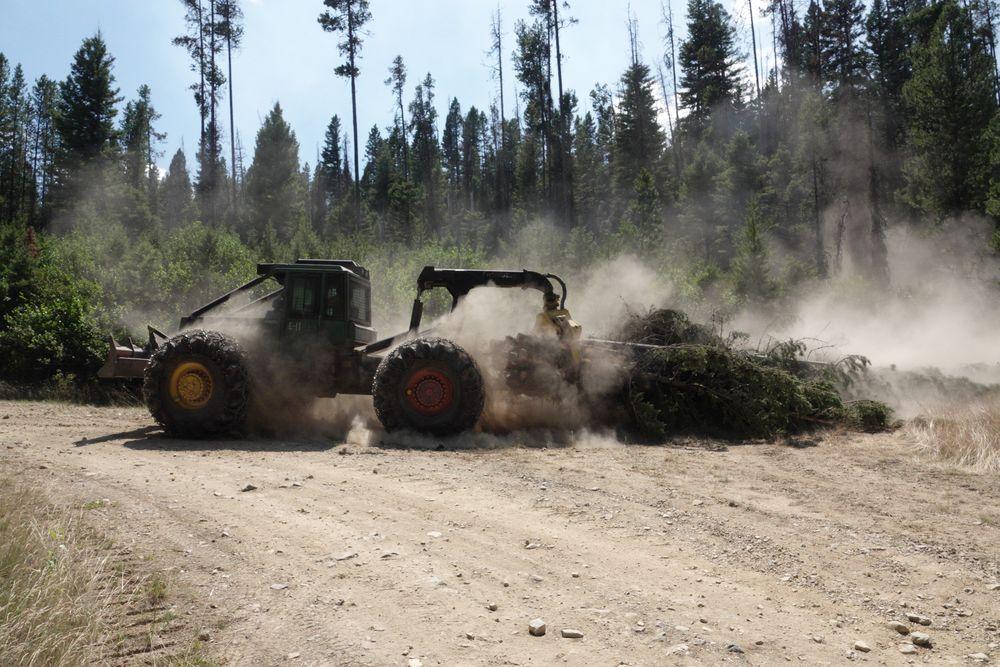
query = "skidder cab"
(99, 260, 581, 438)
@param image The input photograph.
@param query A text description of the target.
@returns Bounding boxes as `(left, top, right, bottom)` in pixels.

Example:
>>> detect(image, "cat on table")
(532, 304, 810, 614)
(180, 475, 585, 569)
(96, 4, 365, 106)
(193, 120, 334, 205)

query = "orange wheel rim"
(404, 368, 454, 416)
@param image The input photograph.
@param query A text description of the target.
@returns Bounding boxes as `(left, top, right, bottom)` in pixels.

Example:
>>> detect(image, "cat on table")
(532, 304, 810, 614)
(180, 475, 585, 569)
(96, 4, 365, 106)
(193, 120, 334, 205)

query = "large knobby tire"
(372, 337, 485, 436)
(143, 330, 250, 438)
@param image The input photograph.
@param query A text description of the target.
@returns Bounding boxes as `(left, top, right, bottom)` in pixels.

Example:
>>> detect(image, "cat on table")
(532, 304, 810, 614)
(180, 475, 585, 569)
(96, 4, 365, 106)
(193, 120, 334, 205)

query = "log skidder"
(100, 261, 573, 438)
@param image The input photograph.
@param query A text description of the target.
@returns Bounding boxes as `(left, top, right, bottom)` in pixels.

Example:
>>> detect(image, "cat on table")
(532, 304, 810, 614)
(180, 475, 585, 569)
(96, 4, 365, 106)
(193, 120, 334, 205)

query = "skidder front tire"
(373, 337, 484, 436)
(143, 330, 250, 438)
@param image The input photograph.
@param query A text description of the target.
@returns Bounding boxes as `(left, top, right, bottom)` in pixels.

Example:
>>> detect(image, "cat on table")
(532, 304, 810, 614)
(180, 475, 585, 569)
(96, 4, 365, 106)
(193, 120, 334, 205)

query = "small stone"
(465, 632, 475, 640)
(906, 613, 932, 626)
(335, 551, 358, 561)
(241, 484, 257, 492)
(529, 619, 546, 636)
(286, 652, 300, 660)
(727, 643, 744, 653)
(854, 640, 871, 653)
(899, 644, 917, 655)
(812, 635, 825, 644)
(530, 574, 544, 582)
(989, 583, 1000, 591)
(407, 660, 423, 667)
(910, 632, 932, 647)
(270, 583, 288, 590)
(667, 643, 689, 655)
(197, 629, 211, 641)
(571, 572, 580, 578)
(967, 653, 990, 663)
(888, 621, 910, 635)
(427, 531, 442, 538)
(487, 603, 498, 611)
(561, 628, 584, 638)
(755, 640, 765, 646)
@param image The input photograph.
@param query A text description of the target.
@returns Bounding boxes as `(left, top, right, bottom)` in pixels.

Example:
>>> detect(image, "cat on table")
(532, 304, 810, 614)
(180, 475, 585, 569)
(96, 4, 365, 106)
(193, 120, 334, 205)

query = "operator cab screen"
(350, 282, 371, 325)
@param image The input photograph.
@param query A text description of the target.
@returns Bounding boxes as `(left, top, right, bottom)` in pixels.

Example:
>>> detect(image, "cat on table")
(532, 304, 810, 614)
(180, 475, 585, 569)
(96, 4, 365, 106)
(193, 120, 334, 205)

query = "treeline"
(0, 0, 999, 388)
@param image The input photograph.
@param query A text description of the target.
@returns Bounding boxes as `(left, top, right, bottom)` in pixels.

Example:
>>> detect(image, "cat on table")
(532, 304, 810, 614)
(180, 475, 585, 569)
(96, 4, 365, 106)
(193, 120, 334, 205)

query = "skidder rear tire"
(373, 337, 484, 436)
(143, 330, 250, 438)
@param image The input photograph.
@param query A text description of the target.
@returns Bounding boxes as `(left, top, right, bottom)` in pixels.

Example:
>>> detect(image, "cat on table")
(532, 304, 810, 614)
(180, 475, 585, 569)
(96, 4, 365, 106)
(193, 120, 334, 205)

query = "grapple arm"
(415, 266, 565, 309)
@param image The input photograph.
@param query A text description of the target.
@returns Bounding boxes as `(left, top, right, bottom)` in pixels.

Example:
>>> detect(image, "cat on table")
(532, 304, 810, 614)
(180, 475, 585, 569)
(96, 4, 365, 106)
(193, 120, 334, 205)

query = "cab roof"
(256, 258, 370, 281)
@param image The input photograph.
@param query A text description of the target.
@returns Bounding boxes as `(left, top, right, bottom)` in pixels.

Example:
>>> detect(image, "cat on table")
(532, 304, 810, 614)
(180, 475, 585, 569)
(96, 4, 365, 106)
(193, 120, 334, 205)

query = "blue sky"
(0, 0, 773, 172)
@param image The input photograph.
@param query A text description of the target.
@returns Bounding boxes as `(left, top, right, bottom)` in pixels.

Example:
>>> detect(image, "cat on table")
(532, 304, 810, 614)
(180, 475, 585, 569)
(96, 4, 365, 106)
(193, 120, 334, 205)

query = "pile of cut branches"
(616, 309, 894, 439)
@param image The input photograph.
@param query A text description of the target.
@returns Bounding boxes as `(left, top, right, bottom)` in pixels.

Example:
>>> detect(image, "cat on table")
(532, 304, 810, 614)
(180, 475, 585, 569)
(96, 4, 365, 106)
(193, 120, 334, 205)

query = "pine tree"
(318, 0, 372, 223)
(385, 55, 409, 180)
(902, 0, 998, 215)
(572, 112, 601, 229)
(245, 102, 305, 241)
(52, 34, 122, 213)
(319, 114, 343, 204)
(120, 85, 165, 233)
(461, 106, 486, 211)
(615, 62, 665, 194)
(442, 98, 463, 213)
(361, 124, 390, 216)
(409, 73, 441, 232)
(679, 0, 744, 125)
(0, 59, 31, 225)
(174, 0, 227, 225)
(713, 131, 762, 266)
(800, 0, 825, 82)
(731, 195, 774, 303)
(821, 0, 868, 96)
(27, 75, 59, 226)
(121, 86, 164, 198)
(513, 19, 555, 212)
(217, 0, 243, 207)
(160, 148, 195, 230)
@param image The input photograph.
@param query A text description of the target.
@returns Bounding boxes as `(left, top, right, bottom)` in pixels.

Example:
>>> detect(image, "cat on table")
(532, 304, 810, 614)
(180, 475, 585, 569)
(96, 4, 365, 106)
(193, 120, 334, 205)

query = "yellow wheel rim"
(169, 361, 214, 410)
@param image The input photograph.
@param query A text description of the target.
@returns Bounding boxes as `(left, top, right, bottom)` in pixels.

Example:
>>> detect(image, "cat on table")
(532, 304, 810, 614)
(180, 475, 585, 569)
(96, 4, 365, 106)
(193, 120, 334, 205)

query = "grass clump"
(0, 480, 214, 665)
(0, 481, 110, 665)
(908, 398, 1000, 473)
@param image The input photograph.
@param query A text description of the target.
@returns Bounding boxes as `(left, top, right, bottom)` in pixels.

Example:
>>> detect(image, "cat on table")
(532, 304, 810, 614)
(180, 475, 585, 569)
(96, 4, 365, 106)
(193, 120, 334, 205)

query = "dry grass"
(0, 481, 215, 666)
(909, 398, 1000, 473)
(0, 481, 115, 665)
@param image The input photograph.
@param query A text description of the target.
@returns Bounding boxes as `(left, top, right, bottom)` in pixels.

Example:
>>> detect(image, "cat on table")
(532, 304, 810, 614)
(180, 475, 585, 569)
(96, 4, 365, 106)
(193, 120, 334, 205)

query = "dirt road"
(1, 400, 998, 665)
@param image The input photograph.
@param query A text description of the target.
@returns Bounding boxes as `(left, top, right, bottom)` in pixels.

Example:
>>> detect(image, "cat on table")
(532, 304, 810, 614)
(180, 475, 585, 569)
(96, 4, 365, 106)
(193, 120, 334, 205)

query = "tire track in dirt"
(1, 400, 998, 665)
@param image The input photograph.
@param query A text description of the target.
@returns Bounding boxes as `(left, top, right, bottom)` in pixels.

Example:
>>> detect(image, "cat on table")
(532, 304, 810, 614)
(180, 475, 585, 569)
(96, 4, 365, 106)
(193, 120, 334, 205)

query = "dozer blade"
(97, 326, 167, 380)
(97, 336, 152, 380)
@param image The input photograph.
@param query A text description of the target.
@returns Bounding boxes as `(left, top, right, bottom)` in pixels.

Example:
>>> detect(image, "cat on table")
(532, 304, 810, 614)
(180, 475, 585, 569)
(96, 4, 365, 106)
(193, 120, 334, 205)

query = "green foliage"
(901, 1, 998, 216)
(629, 345, 821, 438)
(619, 308, 892, 438)
(0, 224, 106, 385)
(843, 399, 895, 432)
(679, 0, 743, 124)
(0, 296, 105, 384)
(245, 103, 306, 242)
